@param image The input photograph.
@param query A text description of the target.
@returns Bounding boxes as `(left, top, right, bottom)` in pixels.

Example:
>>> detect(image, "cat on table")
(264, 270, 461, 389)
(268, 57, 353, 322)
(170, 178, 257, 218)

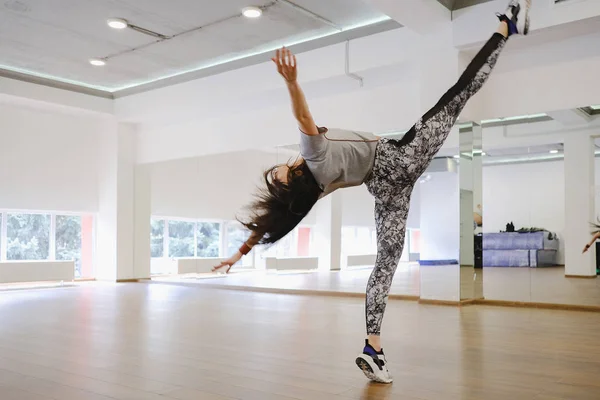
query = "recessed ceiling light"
(549, 149, 559, 154)
(107, 18, 128, 29)
(89, 58, 106, 66)
(242, 6, 262, 18)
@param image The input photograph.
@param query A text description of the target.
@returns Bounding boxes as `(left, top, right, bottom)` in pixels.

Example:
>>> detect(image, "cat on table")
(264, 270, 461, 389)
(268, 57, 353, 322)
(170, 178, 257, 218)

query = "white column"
(564, 133, 595, 276)
(419, 170, 460, 262)
(133, 164, 151, 279)
(97, 122, 149, 281)
(313, 191, 343, 271)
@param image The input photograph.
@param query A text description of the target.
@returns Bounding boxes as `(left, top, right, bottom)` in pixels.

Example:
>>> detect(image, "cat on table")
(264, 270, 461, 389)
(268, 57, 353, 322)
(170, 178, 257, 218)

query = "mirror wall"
(479, 104, 600, 307)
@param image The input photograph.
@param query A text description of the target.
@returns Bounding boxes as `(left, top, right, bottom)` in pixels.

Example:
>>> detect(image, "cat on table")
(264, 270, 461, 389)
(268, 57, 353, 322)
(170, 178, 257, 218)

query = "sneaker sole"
(355, 356, 393, 384)
(518, 0, 531, 35)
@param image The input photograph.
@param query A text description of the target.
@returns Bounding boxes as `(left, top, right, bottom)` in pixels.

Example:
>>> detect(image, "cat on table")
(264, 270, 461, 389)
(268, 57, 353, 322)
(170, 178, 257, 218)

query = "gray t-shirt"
(299, 127, 378, 197)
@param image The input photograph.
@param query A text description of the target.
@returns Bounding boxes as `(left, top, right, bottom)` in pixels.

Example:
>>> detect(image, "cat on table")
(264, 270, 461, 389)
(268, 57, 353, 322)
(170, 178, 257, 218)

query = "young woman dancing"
(214, 0, 531, 384)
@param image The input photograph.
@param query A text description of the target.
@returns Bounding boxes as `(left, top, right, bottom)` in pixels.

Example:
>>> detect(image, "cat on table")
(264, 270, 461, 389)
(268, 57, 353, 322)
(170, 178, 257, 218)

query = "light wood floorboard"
(0, 283, 599, 399)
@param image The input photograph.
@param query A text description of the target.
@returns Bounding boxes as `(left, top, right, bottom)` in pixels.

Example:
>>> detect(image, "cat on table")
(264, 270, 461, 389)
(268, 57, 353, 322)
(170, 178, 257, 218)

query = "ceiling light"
(242, 6, 262, 18)
(89, 58, 106, 66)
(549, 149, 559, 154)
(107, 18, 128, 29)
(453, 155, 460, 159)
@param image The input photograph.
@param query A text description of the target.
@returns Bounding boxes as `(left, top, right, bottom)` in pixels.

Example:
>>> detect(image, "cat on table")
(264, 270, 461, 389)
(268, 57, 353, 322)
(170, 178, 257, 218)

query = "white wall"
(0, 103, 106, 212)
(150, 150, 281, 221)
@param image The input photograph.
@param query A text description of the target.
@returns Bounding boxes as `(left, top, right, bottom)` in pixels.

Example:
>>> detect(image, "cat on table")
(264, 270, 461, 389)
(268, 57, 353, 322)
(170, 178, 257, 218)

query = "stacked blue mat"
(483, 231, 559, 267)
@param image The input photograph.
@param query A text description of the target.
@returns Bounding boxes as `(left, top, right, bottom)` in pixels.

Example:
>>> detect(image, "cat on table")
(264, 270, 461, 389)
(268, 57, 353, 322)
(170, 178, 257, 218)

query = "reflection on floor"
(1, 283, 599, 400)
(151, 263, 421, 297)
(153, 264, 600, 308)
(484, 266, 600, 306)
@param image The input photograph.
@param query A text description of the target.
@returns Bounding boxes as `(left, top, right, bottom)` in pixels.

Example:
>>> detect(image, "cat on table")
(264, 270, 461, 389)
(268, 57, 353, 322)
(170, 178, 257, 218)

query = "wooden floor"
(1, 283, 600, 400)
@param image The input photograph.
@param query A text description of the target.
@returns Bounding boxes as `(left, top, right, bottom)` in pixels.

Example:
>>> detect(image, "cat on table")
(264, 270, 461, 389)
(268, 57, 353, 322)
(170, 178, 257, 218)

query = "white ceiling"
(0, 0, 392, 93)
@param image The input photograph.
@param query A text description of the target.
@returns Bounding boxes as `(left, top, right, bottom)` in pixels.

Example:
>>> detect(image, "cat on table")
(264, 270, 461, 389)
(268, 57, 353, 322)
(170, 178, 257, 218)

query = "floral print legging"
(364, 33, 507, 335)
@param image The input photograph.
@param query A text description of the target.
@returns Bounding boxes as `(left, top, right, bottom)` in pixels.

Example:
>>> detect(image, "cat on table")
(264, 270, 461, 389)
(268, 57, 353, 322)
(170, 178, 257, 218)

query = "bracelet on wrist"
(239, 242, 251, 256)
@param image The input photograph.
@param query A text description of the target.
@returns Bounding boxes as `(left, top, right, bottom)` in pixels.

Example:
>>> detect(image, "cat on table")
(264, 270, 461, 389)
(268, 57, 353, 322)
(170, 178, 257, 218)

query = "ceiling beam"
(436, 0, 495, 11)
(547, 109, 593, 126)
(366, 0, 450, 34)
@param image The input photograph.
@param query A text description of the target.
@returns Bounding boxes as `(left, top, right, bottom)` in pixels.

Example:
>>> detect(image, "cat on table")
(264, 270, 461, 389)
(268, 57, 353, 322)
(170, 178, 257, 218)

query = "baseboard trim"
(418, 299, 478, 307)
(565, 275, 597, 279)
(474, 299, 600, 312)
(419, 299, 459, 306)
(116, 278, 140, 283)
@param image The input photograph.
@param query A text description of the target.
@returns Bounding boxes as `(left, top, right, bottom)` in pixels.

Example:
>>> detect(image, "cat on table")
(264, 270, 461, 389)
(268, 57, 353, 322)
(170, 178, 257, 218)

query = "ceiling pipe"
(345, 40, 364, 87)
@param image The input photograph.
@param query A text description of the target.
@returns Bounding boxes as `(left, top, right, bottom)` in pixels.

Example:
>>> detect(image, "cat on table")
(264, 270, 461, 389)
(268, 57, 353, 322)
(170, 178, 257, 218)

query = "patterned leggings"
(364, 33, 507, 335)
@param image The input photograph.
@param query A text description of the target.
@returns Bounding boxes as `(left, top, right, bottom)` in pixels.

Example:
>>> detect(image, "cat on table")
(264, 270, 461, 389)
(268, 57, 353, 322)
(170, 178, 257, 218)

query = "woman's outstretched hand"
(583, 243, 591, 254)
(212, 252, 242, 274)
(272, 47, 297, 83)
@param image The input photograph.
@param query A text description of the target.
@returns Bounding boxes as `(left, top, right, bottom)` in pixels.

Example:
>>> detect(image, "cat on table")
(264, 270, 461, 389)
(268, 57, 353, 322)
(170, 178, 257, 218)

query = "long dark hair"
(238, 159, 322, 245)
(591, 218, 600, 234)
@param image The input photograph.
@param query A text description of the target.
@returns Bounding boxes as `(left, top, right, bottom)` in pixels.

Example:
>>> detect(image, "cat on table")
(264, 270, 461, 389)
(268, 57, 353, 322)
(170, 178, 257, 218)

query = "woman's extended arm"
(212, 231, 262, 273)
(583, 232, 600, 253)
(272, 48, 319, 136)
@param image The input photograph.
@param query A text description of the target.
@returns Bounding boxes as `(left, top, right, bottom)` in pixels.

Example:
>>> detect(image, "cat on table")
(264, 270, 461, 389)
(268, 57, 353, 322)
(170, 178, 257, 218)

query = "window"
(342, 226, 377, 256)
(150, 219, 165, 258)
(409, 229, 421, 254)
(7, 213, 50, 261)
(168, 220, 195, 257)
(55, 215, 82, 276)
(225, 221, 254, 267)
(196, 222, 220, 257)
(0, 211, 94, 278)
(226, 222, 249, 257)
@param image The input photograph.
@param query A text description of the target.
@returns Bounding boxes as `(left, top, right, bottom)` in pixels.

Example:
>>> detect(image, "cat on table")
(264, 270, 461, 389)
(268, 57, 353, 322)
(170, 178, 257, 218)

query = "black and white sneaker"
(498, 0, 531, 36)
(355, 340, 393, 384)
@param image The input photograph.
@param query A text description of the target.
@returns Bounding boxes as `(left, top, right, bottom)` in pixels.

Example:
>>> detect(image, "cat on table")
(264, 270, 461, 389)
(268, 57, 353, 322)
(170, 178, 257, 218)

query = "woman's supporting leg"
(366, 204, 408, 337)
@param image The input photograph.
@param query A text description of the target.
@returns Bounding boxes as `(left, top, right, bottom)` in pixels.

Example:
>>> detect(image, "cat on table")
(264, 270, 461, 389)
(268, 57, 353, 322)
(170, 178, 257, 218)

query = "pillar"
(96, 122, 151, 281)
(313, 190, 343, 271)
(564, 133, 595, 276)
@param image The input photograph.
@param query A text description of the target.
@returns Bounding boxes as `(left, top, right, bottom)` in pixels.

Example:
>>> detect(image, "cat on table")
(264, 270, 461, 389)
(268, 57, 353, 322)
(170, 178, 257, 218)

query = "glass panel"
(7, 213, 50, 261)
(226, 222, 248, 256)
(55, 215, 82, 277)
(196, 222, 220, 257)
(342, 226, 377, 255)
(168, 220, 194, 258)
(226, 222, 253, 266)
(151, 219, 165, 258)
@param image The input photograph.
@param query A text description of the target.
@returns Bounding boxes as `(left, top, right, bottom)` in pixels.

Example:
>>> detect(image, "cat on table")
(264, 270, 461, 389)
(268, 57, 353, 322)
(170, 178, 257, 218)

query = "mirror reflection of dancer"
(214, 0, 531, 384)
(582, 233, 599, 254)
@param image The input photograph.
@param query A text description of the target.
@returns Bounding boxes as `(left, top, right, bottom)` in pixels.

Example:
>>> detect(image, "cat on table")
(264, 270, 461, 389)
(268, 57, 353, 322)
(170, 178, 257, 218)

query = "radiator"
(346, 254, 376, 267)
(0, 261, 75, 284)
(264, 257, 319, 271)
